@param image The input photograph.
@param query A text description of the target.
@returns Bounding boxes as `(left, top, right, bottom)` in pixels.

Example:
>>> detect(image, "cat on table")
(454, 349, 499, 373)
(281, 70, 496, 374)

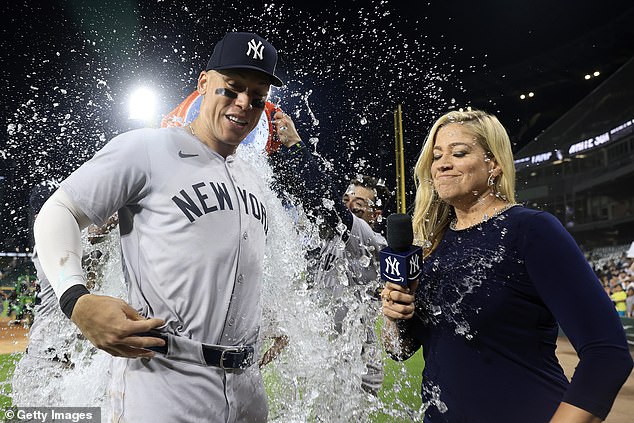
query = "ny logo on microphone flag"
(380, 246, 422, 286)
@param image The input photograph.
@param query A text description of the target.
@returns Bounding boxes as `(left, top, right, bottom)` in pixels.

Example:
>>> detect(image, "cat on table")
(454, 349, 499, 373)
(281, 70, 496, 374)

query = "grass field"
(374, 351, 424, 422)
(0, 317, 426, 421)
(0, 353, 20, 411)
(0, 350, 424, 421)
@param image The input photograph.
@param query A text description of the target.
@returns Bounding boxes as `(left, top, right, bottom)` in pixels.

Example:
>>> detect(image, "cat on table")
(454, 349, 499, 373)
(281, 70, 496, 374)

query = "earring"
(487, 173, 496, 187)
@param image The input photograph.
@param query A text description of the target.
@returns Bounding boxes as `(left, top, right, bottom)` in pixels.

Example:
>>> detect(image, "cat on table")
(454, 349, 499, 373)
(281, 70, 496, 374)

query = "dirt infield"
(0, 318, 632, 420)
(556, 337, 634, 422)
(0, 318, 28, 355)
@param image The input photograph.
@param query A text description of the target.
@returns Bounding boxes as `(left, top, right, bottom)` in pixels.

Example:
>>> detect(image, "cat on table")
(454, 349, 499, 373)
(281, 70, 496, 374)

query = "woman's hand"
(381, 280, 418, 321)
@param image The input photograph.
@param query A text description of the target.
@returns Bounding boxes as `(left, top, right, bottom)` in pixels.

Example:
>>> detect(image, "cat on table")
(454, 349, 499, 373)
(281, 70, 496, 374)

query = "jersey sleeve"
(520, 211, 633, 419)
(60, 129, 151, 226)
(349, 215, 387, 258)
(33, 189, 91, 299)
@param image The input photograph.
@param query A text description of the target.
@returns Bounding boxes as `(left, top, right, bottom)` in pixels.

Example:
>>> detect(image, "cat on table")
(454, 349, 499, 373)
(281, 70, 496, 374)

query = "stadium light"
(129, 87, 157, 121)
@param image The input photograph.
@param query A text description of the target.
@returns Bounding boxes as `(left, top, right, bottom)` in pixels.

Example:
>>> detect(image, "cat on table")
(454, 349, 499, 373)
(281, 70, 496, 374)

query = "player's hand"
(381, 280, 418, 321)
(71, 294, 166, 358)
(272, 111, 302, 147)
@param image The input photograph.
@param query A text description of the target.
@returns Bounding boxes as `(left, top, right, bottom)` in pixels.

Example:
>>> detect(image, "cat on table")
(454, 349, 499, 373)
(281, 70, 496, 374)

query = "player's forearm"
(279, 142, 353, 231)
(34, 189, 93, 315)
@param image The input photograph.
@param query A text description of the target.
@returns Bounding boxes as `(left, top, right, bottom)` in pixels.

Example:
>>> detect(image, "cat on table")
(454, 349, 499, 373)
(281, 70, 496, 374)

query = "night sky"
(2, 0, 633, 250)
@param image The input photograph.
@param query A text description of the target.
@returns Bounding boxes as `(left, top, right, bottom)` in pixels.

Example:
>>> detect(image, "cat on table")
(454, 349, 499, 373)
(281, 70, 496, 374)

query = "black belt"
(136, 332, 254, 370)
(202, 345, 255, 370)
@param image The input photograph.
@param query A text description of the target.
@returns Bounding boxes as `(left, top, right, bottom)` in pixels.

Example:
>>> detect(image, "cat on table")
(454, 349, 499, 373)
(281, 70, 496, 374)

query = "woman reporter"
(381, 109, 632, 423)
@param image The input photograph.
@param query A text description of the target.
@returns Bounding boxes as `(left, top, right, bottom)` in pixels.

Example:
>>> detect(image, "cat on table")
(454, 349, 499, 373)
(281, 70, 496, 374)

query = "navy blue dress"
(399, 206, 632, 422)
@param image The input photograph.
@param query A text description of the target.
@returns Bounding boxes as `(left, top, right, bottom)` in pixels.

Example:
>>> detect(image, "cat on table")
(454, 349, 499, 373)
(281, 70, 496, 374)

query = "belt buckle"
(220, 347, 244, 370)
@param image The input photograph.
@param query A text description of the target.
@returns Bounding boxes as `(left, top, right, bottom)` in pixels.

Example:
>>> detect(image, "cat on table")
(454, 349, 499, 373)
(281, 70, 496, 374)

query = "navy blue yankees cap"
(206, 32, 283, 87)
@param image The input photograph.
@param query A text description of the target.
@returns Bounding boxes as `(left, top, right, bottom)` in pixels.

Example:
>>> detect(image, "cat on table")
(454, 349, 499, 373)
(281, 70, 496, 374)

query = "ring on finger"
(382, 289, 393, 303)
(279, 125, 288, 131)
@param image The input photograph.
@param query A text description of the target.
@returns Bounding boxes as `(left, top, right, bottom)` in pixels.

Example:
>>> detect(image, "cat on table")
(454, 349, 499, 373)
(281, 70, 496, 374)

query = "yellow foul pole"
(394, 104, 406, 214)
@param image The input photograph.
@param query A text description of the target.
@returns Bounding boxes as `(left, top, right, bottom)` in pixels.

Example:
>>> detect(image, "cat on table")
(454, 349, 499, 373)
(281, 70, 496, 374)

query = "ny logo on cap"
(246, 39, 264, 60)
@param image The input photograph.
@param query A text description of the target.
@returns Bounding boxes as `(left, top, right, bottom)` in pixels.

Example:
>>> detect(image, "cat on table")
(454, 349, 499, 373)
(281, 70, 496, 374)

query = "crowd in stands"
(587, 242, 634, 318)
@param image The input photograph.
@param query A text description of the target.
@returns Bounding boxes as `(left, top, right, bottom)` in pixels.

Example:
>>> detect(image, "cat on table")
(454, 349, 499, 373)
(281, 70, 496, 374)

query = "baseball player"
(34, 32, 283, 422)
(270, 112, 389, 395)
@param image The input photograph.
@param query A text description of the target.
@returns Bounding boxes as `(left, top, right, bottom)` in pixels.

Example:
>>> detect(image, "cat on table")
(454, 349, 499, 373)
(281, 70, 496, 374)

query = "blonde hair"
(412, 109, 516, 253)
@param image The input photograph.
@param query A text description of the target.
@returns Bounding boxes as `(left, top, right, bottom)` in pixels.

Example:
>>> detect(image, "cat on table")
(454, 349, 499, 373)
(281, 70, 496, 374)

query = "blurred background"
(1, 0, 633, 280)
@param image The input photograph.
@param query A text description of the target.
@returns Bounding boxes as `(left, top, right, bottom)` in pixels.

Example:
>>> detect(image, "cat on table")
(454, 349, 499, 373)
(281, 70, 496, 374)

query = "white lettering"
(594, 132, 609, 146)
(514, 157, 530, 165)
(610, 119, 633, 135)
(569, 138, 594, 155)
(531, 152, 552, 164)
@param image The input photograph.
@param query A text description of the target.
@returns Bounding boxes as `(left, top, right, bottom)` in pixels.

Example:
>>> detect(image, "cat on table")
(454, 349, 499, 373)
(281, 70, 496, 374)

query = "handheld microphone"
(379, 214, 422, 287)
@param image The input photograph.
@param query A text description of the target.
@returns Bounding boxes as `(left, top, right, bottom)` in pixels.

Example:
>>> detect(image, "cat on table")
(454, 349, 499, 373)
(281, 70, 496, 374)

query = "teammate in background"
(270, 112, 388, 395)
(34, 32, 283, 422)
(381, 109, 632, 422)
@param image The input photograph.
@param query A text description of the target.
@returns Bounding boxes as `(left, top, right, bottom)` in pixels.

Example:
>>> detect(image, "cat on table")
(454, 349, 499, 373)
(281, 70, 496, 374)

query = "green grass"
(262, 318, 426, 421)
(0, 353, 21, 411)
(372, 351, 424, 422)
(262, 344, 424, 422)
(0, 328, 425, 422)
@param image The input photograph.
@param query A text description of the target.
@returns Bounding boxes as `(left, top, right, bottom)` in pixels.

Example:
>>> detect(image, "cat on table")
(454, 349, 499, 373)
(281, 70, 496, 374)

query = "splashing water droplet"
(358, 255, 371, 268)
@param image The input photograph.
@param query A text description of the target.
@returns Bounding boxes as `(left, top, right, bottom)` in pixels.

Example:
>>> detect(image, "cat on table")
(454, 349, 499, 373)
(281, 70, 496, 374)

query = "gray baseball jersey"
(314, 215, 386, 293)
(314, 215, 386, 394)
(31, 249, 59, 318)
(61, 126, 268, 422)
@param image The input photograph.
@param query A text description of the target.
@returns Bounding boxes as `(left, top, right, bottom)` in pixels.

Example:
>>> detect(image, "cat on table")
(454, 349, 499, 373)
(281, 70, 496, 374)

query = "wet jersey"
(314, 216, 386, 293)
(62, 126, 267, 346)
(61, 126, 269, 422)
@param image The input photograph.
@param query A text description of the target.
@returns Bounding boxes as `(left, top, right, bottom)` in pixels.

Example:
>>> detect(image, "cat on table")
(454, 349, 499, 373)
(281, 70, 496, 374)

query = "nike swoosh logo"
(178, 150, 199, 158)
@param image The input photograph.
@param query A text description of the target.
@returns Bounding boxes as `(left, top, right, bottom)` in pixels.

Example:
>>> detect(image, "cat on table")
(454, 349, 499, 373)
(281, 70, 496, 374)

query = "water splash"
(11, 142, 388, 421)
(3, 0, 463, 245)
(4, 0, 467, 420)
(11, 226, 126, 421)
